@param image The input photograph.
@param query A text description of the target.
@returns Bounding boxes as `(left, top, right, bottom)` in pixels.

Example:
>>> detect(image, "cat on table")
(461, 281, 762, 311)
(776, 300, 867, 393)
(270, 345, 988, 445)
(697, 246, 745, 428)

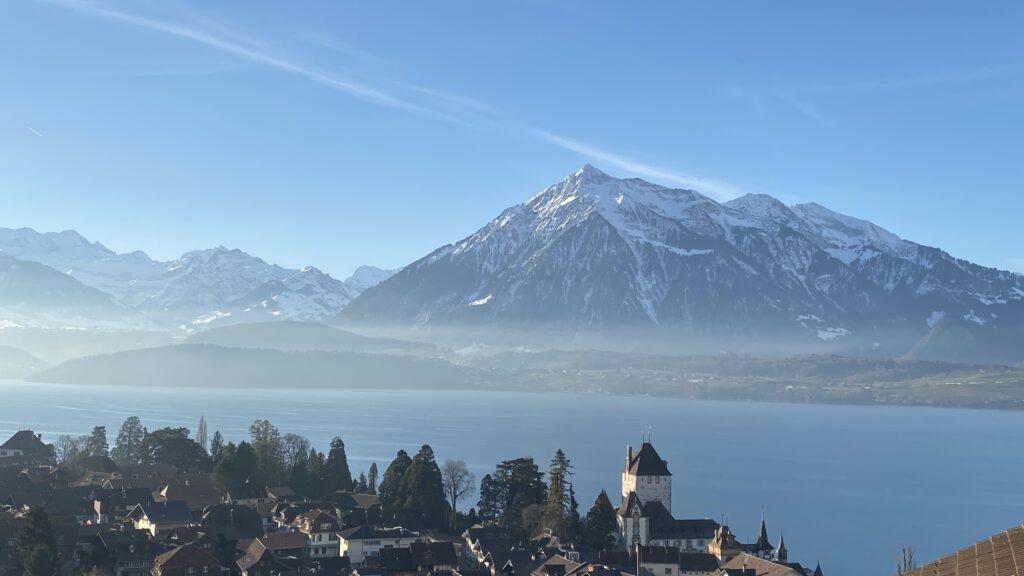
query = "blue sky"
(2, 1, 1022, 277)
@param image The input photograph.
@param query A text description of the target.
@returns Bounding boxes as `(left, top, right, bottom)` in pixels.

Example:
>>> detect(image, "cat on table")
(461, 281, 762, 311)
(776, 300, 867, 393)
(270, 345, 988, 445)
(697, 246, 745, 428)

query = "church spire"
(755, 514, 774, 557)
(776, 532, 788, 562)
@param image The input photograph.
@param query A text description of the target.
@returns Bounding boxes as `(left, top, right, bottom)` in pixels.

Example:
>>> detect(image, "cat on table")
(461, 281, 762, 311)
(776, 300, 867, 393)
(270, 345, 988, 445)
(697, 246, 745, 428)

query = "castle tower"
(621, 442, 672, 513)
(754, 516, 775, 559)
(709, 525, 742, 562)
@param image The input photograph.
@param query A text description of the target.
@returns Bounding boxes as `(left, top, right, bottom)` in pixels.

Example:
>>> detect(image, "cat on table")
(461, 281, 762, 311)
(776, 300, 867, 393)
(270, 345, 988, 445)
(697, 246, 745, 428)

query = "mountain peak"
(576, 163, 608, 177)
(724, 193, 798, 221)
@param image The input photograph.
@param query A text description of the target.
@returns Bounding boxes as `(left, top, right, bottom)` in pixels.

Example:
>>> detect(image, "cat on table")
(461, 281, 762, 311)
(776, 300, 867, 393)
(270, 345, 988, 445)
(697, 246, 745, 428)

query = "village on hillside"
(0, 423, 824, 576)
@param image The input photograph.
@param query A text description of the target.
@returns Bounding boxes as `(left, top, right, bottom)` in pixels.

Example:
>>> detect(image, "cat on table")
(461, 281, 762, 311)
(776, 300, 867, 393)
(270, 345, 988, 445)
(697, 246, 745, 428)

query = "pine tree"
(111, 416, 146, 465)
(307, 449, 327, 499)
(324, 437, 354, 493)
(85, 426, 109, 458)
(544, 449, 573, 535)
(568, 483, 581, 537)
(477, 474, 500, 521)
(209, 431, 225, 463)
(497, 457, 546, 535)
(213, 441, 262, 499)
(401, 445, 449, 529)
(367, 462, 379, 495)
(9, 507, 59, 576)
(357, 473, 369, 493)
(379, 449, 413, 520)
(582, 490, 617, 551)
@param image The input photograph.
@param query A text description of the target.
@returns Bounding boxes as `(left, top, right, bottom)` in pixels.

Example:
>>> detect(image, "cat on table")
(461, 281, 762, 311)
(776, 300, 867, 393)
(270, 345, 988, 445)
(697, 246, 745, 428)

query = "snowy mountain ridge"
(341, 165, 1024, 363)
(0, 229, 395, 329)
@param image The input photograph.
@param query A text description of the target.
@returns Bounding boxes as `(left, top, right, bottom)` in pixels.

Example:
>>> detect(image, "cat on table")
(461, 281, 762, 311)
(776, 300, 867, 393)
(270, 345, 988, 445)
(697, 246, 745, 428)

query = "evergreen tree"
(367, 462, 379, 495)
(357, 473, 369, 493)
(209, 431, 225, 463)
(400, 444, 449, 529)
(9, 507, 59, 576)
(212, 442, 238, 498)
(492, 457, 546, 535)
(324, 437, 354, 493)
(307, 449, 327, 499)
(582, 490, 617, 551)
(111, 416, 146, 466)
(568, 483, 581, 537)
(544, 449, 573, 536)
(140, 427, 211, 472)
(379, 449, 413, 519)
(477, 474, 500, 521)
(85, 426, 109, 458)
(249, 419, 285, 484)
(289, 456, 311, 497)
(213, 441, 262, 499)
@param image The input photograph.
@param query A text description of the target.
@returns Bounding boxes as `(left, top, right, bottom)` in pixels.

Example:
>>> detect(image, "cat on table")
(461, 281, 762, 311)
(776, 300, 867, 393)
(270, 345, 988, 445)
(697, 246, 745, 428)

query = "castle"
(616, 440, 815, 573)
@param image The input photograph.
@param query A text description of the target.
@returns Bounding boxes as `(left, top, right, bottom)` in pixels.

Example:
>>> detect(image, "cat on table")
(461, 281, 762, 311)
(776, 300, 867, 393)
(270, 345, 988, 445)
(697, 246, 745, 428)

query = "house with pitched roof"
(338, 525, 420, 565)
(291, 508, 342, 558)
(899, 523, 1023, 576)
(0, 430, 53, 465)
(151, 543, 222, 576)
(126, 501, 193, 538)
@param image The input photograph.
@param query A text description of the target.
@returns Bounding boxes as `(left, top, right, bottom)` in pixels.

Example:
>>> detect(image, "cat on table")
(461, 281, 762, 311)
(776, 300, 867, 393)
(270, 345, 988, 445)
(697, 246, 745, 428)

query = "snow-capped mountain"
(190, 266, 358, 328)
(0, 228, 392, 329)
(340, 165, 1024, 363)
(343, 265, 398, 294)
(0, 253, 134, 328)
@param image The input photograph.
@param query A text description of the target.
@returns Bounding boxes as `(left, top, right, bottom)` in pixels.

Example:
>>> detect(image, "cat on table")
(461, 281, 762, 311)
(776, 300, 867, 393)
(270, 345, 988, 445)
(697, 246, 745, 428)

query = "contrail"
(27, 127, 44, 137)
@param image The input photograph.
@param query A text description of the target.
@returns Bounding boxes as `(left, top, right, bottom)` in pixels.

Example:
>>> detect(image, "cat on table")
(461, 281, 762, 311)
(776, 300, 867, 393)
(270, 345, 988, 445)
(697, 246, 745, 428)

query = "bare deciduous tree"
(55, 434, 87, 465)
(282, 433, 311, 468)
(441, 458, 476, 513)
(895, 545, 917, 575)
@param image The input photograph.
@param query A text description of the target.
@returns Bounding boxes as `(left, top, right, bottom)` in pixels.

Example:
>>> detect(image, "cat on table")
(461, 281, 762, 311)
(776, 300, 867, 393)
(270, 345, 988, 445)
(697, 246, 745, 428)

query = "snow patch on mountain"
(817, 327, 850, 341)
(469, 294, 493, 306)
(926, 310, 946, 328)
(963, 310, 985, 325)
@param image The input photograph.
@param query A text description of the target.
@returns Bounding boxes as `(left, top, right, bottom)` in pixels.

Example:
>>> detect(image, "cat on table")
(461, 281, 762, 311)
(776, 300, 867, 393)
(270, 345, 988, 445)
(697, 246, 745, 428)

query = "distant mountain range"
(0, 227, 395, 330)
(4, 166, 1023, 364)
(340, 165, 1024, 364)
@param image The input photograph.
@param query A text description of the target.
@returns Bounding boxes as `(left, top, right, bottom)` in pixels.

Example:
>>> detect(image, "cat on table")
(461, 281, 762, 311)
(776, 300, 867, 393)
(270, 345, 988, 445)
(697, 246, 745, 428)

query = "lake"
(4, 380, 1023, 575)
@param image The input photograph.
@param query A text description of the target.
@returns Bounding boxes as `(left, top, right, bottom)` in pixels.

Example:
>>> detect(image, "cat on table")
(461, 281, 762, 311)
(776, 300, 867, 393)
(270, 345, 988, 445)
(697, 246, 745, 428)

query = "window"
(665, 569, 672, 575)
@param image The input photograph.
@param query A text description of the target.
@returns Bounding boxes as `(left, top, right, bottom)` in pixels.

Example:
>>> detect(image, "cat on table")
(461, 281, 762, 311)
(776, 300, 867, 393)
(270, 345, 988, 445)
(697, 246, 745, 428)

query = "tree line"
(49, 416, 618, 546)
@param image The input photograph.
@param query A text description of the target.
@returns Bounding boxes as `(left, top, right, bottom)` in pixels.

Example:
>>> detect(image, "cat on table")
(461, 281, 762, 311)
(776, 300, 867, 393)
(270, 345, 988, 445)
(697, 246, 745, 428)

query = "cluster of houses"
(0, 430, 824, 576)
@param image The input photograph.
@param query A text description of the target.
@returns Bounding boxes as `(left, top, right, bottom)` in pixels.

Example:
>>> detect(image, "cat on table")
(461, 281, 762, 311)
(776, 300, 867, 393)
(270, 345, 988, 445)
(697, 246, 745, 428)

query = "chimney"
(626, 445, 633, 466)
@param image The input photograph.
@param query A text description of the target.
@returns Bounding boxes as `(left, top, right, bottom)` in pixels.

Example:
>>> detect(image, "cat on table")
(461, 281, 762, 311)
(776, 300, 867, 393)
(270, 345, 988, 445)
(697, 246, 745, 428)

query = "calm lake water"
(4, 380, 1023, 576)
